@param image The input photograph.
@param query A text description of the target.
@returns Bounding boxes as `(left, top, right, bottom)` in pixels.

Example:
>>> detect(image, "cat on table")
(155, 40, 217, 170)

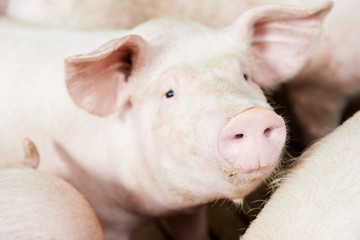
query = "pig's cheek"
(246, 79, 263, 95)
(157, 97, 178, 118)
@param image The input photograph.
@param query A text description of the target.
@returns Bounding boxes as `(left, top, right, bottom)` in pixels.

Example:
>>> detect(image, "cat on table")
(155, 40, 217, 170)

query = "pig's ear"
(226, 2, 332, 87)
(65, 35, 149, 117)
(22, 138, 40, 169)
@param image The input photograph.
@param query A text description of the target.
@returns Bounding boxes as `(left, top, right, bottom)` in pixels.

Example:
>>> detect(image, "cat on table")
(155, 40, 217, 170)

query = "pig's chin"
(222, 164, 275, 182)
(222, 165, 276, 200)
(231, 198, 244, 205)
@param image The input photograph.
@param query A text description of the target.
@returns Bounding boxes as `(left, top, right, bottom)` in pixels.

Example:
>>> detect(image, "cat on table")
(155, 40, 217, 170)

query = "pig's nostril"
(235, 133, 244, 139)
(263, 128, 271, 137)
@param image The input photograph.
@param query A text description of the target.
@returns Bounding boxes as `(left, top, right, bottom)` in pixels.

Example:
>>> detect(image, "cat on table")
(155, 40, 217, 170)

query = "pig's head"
(65, 2, 332, 210)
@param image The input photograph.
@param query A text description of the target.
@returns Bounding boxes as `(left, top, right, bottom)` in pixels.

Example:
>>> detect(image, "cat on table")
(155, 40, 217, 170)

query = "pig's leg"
(166, 206, 208, 240)
(286, 81, 346, 144)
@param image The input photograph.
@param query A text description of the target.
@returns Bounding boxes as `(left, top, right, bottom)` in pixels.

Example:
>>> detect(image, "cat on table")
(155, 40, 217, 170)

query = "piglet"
(0, 139, 105, 240)
(241, 112, 360, 240)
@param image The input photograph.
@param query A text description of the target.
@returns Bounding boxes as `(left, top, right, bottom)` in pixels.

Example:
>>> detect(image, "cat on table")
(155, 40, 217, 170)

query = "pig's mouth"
(220, 165, 276, 199)
(231, 198, 244, 205)
(221, 165, 275, 182)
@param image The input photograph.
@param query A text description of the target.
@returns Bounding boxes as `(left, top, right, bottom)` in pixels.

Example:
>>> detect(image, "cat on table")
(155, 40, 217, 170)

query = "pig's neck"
(43, 110, 176, 218)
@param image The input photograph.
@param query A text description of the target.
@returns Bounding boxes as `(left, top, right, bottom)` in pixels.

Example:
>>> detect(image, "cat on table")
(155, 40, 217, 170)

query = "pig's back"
(0, 18, 128, 173)
(0, 167, 105, 240)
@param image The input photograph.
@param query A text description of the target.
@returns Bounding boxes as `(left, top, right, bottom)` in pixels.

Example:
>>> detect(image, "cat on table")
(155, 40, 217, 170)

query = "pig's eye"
(243, 74, 248, 81)
(165, 90, 175, 98)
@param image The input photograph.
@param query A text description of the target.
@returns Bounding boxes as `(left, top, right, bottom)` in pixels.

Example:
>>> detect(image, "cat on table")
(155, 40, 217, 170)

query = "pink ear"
(23, 138, 40, 169)
(65, 34, 149, 117)
(0, 0, 8, 15)
(229, 2, 332, 87)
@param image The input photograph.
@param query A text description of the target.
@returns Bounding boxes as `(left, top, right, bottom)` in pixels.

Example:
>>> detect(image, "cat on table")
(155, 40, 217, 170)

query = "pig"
(2, 0, 317, 29)
(5, 0, 360, 145)
(240, 111, 360, 240)
(284, 0, 360, 143)
(0, 3, 332, 239)
(0, 139, 105, 240)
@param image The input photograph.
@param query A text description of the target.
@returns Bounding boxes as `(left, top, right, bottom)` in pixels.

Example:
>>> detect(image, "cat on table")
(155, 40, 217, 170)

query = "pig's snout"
(218, 107, 286, 172)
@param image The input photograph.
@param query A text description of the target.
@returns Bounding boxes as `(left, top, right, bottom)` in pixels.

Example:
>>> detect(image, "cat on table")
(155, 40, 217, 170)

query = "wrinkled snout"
(218, 107, 286, 172)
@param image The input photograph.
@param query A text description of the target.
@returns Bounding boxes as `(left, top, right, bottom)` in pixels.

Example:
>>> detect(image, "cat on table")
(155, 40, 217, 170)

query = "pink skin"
(218, 107, 286, 172)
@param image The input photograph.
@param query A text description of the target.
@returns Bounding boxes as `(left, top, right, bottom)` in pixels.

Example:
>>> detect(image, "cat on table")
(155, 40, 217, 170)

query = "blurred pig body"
(0, 4, 330, 239)
(286, 0, 360, 143)
(3, 0, 316, 29)
(241, 111, 360, 240)
(0, 169, 105, 240)
(0, 139, 105, 240)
